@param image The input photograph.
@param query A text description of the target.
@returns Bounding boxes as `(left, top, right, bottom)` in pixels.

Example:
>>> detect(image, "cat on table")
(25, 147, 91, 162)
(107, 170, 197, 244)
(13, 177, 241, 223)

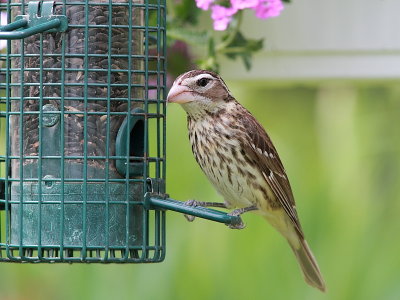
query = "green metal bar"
(156, 0, 161, 181)
(160, 210, 166, 261)
(104, 0, 113, 261)
(82, 0, 89, 261)
(0, 19, 61, 40)
(124, 0, 133, 261)
(147, 196, 242, 226)
(4, 5, 12, 259)
(59, 0, 67, 261)
(37, 30, 45, 260)
(154, 209, 160, 260)
(155, 4, 161, 254)
(161, 0, 167, 263)
(0, 19, 27, 32)
(143, 0, 150, 261)
(17, 11, 26, 259)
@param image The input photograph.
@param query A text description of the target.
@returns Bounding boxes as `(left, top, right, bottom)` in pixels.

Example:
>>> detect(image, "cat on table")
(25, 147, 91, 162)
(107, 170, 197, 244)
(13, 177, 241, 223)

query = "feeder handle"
(0, 18, 62, 40)
(0, 1, 68, 40)
(146, 195, 243, 227)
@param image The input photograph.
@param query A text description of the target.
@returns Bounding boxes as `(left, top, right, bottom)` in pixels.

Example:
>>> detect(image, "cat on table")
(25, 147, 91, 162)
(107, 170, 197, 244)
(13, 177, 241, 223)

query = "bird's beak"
(167, 84, 193, 104)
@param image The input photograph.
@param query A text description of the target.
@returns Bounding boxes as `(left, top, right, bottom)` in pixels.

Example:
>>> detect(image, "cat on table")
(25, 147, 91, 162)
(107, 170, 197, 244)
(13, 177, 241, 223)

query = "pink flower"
(230, 0, 259, 10)
(197, 0, 284, 31)
(211, 5, 238, 31)
(195, 0, 214, 10)
(253, 0, 284, 19)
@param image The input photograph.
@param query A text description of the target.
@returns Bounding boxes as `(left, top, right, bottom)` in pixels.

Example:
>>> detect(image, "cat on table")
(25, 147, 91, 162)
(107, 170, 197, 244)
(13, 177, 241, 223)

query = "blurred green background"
(0, 80, 399, 300)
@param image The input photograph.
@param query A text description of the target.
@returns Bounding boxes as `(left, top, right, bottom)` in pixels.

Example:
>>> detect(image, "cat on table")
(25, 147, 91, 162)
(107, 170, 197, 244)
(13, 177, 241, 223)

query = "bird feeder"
(0, 0, 240, 263)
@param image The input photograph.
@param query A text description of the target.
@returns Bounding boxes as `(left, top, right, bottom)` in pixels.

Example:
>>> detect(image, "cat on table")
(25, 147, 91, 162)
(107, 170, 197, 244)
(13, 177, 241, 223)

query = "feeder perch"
(0, 0, 238, 263)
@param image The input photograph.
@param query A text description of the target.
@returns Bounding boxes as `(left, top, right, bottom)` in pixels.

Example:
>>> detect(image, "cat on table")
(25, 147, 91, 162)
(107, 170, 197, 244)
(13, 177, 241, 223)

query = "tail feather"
(263, 212, 326, 292)
(288, 237, 326, 292)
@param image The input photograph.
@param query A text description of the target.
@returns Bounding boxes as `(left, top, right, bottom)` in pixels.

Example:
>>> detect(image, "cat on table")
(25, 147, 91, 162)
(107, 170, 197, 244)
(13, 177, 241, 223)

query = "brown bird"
(167, 70, 326, 292)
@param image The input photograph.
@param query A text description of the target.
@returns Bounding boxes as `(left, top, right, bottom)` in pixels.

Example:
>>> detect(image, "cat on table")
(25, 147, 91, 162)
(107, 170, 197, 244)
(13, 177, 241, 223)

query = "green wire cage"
(0, 0, 240, 263)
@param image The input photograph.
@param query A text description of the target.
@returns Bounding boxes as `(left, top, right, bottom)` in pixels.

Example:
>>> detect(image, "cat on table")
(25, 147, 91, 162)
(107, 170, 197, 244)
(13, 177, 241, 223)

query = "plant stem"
(215, 10, 243, 52)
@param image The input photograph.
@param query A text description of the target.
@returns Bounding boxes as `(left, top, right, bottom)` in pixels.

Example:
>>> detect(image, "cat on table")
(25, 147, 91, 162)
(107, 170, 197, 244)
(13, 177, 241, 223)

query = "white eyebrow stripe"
(190, 74, 216, 83)
(180, 72, 232, 94)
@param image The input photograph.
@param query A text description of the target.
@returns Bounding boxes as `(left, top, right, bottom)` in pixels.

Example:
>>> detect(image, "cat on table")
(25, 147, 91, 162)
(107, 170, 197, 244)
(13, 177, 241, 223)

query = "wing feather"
(240, 112, 304, 237)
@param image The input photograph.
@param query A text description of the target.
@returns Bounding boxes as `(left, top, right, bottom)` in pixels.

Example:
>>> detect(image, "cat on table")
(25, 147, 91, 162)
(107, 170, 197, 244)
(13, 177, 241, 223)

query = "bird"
(167, 69, 326, 292)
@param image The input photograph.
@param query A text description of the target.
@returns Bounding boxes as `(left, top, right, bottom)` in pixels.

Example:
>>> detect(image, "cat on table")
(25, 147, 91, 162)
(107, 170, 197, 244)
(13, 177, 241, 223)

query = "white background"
(221, 0, 400, 80)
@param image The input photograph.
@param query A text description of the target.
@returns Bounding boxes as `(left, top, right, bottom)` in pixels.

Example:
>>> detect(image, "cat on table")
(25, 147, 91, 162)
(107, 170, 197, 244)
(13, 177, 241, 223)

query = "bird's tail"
(287, 235, 326, 292)
(263, 212, 326, 292)
(265, 211, 326, 292)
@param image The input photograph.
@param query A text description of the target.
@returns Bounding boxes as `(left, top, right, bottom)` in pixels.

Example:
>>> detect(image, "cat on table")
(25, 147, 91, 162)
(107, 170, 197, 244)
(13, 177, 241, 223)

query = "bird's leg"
(229, 205, 259, 216)
(185, 199, 228, 208)
(227, 205, 259, 230)
(183, 200, 228, 222)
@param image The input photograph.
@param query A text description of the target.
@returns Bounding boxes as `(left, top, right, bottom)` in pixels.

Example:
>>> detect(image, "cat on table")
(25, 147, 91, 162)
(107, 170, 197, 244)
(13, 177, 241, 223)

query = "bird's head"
(167, 70, 233, 118)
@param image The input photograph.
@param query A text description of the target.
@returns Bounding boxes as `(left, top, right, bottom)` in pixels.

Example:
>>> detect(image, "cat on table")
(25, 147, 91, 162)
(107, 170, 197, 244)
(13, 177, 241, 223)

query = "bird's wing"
(240, 113, 304, 237)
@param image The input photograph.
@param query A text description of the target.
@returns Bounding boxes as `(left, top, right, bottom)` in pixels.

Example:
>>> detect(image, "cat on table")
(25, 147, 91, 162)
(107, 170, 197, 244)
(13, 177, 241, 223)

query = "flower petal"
(253, 0, 284, 19)
(230, 0, 259, 10)
(195, 0, 214, 11)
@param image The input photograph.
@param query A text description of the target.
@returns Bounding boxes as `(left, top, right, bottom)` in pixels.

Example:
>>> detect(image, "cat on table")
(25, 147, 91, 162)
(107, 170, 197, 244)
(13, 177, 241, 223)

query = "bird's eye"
(197, 78, 211, 87)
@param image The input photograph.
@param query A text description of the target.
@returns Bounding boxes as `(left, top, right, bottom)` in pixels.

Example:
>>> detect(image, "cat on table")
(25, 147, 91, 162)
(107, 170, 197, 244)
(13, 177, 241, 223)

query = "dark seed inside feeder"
(10, 1, 144, 179)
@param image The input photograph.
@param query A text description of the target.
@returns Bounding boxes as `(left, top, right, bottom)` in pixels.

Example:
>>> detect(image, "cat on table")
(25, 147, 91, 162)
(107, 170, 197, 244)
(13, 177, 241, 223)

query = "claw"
(183, 199, 198, 222)
(226, 210, 246, 229)
(184, 199, 199, 207)
(228, 210, 241, 217)
(228, 221, 246, 229)
(184, 214, 196, 222)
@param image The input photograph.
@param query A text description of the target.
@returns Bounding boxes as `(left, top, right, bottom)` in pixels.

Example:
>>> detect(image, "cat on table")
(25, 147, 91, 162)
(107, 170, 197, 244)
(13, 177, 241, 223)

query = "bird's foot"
(226, 210, 246, 229)
(227, 219, 246, 229)
(183, 199, 199, 222)
(183, 200, 228, 222)
(185, 199, 201, 207)
(225, 205, 258, 229)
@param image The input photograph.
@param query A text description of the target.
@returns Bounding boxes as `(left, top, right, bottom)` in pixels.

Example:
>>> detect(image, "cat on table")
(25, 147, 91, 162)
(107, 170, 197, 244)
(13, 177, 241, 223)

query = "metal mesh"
(0, 0, 166, 263)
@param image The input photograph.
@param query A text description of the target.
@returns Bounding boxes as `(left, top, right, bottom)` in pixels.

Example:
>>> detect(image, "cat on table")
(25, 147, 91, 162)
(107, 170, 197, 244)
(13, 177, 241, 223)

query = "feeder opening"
(130, 119, 145, 162)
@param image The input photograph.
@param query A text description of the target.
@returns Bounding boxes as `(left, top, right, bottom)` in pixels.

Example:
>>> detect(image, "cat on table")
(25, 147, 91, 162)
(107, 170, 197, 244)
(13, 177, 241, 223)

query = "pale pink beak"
(167, 84, 193, 104)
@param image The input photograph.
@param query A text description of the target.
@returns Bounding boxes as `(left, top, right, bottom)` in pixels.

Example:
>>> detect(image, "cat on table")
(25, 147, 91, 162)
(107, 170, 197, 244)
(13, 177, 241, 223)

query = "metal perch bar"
(146, 196, 242, 227)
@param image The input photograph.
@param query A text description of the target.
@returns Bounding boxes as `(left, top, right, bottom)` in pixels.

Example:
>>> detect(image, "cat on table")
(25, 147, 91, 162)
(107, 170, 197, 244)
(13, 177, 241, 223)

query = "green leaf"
(223, 31, 263, 51)
(221, 31, 263, 57)
(241, 54, 252, 71)
(167, 27, 210, 47)
(219, 31, 264, 71)
(171, 0, 201, 25)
